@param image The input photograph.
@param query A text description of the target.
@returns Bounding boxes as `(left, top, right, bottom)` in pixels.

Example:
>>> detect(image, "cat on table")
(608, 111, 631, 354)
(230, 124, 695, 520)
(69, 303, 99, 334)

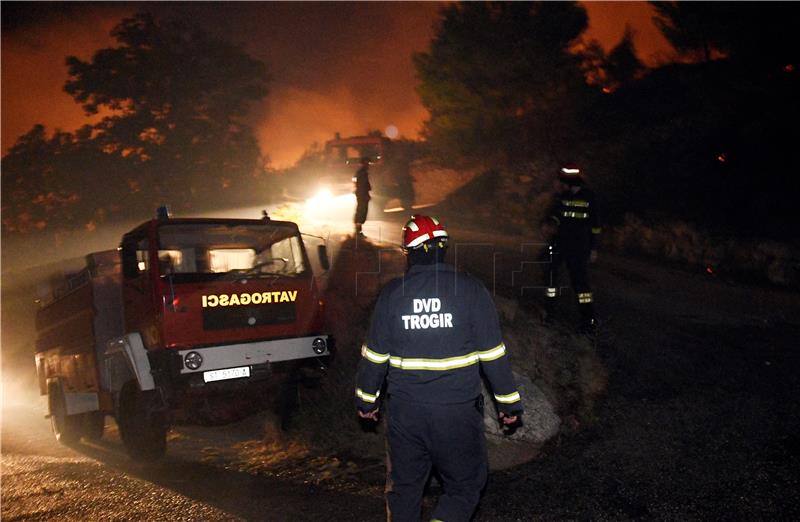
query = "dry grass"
(291, 237, 405, 460)
(501, 306, 608, 430)
(609, 214, 800, 288)
(291, 237, 608, 466)
(410, 160, 482, 206)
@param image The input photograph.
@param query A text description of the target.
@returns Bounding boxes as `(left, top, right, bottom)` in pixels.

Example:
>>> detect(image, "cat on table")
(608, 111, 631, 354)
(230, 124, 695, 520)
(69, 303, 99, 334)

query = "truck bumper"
(176, 335, 330, 377)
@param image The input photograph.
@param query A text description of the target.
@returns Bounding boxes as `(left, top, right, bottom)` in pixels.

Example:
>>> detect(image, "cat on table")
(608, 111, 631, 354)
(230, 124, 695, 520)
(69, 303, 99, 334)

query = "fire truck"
(35, 210, 331, 460)
(287, 133, 415, 213)
(323, 133, 415, 212)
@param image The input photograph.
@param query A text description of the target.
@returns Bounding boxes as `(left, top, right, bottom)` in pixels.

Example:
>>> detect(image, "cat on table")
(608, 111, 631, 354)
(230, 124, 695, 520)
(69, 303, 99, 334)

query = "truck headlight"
(312, 337, 327, 354)
(184, 351, 203, 370)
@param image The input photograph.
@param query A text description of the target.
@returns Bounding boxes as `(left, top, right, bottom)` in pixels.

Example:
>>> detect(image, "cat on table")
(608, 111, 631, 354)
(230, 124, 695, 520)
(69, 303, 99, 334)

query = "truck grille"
(202, 303, 296, 330)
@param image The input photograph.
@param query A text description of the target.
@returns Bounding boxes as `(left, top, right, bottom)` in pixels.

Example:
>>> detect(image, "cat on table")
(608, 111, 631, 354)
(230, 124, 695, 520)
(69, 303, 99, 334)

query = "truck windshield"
(156, 223, 307, 280)
(326, 141, 383, 166)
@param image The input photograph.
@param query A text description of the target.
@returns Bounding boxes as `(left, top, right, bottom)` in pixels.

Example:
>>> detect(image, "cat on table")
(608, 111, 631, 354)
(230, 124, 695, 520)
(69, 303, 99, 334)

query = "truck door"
(121, 234, 159, 348)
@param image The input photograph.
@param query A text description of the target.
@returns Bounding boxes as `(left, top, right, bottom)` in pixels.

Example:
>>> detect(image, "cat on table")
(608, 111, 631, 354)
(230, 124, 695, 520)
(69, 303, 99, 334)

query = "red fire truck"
(323, 133, 415, 211)
(35, 211, 331, 460)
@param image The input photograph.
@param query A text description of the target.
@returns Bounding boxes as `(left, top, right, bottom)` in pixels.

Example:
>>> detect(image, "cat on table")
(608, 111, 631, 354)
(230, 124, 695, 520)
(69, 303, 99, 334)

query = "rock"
(482, 372, 561, 444)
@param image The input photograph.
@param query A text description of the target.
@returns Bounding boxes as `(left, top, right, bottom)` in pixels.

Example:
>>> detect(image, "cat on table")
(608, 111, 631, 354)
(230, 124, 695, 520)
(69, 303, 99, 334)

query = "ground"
(3, 208, 800, 520)
(476, 253, 800, 521)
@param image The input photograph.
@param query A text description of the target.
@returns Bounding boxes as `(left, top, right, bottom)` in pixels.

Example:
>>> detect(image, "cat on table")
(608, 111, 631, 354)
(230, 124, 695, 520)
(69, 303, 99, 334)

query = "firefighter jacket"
(546, 186, 601, 251)
(355, 262, 523, 416)
(354, 166, 371, 200)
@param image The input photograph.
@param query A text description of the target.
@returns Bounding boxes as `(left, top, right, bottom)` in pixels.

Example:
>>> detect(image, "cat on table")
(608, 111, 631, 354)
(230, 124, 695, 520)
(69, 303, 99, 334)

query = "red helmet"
(402, 215, 449, 250)
(558, 163, 584, 186)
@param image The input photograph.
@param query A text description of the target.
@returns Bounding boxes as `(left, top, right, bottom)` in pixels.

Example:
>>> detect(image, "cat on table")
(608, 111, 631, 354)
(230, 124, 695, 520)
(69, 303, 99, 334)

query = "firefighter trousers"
(354, 196, 369, 226)
(543, 243, 595, 326)
(385, 397, 487, 522)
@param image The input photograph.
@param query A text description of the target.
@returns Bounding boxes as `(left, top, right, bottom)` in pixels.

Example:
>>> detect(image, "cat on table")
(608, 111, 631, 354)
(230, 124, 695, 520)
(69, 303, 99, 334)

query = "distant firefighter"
(353, 157, 372, 236)
(540, 164, 601, 333)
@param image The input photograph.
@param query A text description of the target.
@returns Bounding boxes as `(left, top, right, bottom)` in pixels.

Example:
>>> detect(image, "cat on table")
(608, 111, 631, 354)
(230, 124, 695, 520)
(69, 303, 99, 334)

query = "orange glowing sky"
(1, 2, 671, 168)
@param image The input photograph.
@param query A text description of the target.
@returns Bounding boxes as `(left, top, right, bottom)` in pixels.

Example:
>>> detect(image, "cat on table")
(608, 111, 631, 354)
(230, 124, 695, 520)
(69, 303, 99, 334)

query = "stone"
(482, 372, 561, 444)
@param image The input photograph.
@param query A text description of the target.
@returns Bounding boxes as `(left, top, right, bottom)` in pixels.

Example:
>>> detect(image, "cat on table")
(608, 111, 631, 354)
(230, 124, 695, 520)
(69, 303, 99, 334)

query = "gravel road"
(474, 253, 800, 521)
(3, 215, 799, 521)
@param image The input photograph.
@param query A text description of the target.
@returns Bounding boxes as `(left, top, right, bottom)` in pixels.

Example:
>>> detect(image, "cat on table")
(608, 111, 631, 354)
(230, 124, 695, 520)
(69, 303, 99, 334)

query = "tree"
(1, 125, 110, 233)
(3, 12, 272, 237)
(63, 12, 270, 210)
(1, 126, 74, 233)
(604, 26, 645, 91)
(651, 2, 720, 63)
(578, 26, 644, 94)
(414, 2, 592, 167)
(651, 2, 800, 68)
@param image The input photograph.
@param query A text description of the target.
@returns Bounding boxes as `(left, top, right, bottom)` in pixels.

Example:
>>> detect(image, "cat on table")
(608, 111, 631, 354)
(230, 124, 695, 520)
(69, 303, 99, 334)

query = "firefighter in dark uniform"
(541, 164, 601, 332)
(356, 215, 523, 522)
(353, 157, 372, 235)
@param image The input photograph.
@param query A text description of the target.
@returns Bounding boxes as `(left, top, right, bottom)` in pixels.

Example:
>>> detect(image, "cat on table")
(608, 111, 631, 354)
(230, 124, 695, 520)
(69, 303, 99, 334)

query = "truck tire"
(82, 411, 105, 441)
(278, 373, 299, 431)
(49, 382, 82, 443)
(117, 381, 168, 461)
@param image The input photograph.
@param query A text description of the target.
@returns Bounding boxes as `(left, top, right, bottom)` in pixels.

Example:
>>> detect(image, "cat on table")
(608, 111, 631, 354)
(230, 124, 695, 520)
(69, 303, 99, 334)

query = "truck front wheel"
(49, 382, 82, 443)
(82, 411, 105, 441)
(117, 381, 168, 461)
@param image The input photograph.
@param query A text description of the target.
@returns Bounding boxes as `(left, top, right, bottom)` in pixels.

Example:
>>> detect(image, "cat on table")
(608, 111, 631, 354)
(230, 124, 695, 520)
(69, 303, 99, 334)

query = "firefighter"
(356, 215, 523, 522)
(353, 157, 372, 236)
(541, 164, 601, 332)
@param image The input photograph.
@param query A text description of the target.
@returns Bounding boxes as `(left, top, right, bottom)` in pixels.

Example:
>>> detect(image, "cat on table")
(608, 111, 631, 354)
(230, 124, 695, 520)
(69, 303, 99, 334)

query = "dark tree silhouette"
(0, 125, 127, 233)
(64, 12, 270, 210)
(2, 126, 76, 233)
(414, 1, 591, 167)
(2, 12, 271, 237)
(651, 2, 800, 69)
(604, 26, 645, 90)
(651, 2, 720, 63)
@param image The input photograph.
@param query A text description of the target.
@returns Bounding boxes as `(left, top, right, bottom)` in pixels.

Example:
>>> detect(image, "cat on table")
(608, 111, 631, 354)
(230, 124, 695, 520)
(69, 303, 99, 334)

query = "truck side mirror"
(317, 245, 330, 271)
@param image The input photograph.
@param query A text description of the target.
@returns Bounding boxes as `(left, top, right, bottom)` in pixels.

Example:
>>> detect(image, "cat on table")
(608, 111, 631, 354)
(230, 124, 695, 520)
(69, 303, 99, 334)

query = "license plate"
(203, 366, 251, 383)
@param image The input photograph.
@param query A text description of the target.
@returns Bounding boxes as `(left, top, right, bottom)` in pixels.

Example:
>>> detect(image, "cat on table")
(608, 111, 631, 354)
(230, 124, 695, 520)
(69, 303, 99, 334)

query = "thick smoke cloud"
(1, 2, 440, 167)
(2, 2, 668, 167)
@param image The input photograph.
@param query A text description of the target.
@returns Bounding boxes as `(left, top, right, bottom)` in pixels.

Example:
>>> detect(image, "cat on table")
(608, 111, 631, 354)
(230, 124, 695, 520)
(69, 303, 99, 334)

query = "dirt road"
(3, 210, 799, 520)
(474, 252, 800, 520)
(1, 404, 384, 521)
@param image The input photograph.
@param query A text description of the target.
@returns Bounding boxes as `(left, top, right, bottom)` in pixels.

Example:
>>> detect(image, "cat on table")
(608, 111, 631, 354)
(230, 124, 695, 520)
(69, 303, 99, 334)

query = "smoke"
(0, 218, 143, 403)
(2, 3, 440, 164)
(255, 84, 429, 167)
(581, 2, 673, 66)
(2, 3, 672, 164)
(233, 2, 441, 167)
(1, 5, 134, 152)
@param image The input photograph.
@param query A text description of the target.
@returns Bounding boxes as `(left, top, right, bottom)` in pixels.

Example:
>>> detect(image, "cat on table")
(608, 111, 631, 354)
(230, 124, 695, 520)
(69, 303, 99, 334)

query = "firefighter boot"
(578, 302, 597, 335)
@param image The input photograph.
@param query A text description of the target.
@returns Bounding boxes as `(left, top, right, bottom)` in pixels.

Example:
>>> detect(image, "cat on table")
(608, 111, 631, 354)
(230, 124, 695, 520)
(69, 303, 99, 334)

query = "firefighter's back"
(375, 262, 492, 406)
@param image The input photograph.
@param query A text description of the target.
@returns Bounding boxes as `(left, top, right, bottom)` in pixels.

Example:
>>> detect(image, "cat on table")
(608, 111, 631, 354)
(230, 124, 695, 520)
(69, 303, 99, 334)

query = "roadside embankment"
(292, 237, 607, 471)
(606, 214, 800, 289)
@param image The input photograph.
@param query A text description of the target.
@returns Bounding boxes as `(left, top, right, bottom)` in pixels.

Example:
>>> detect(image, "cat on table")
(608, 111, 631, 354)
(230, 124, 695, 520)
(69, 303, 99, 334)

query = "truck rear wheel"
(117, 382, 168, 461)
(49, 382, 82, 443)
